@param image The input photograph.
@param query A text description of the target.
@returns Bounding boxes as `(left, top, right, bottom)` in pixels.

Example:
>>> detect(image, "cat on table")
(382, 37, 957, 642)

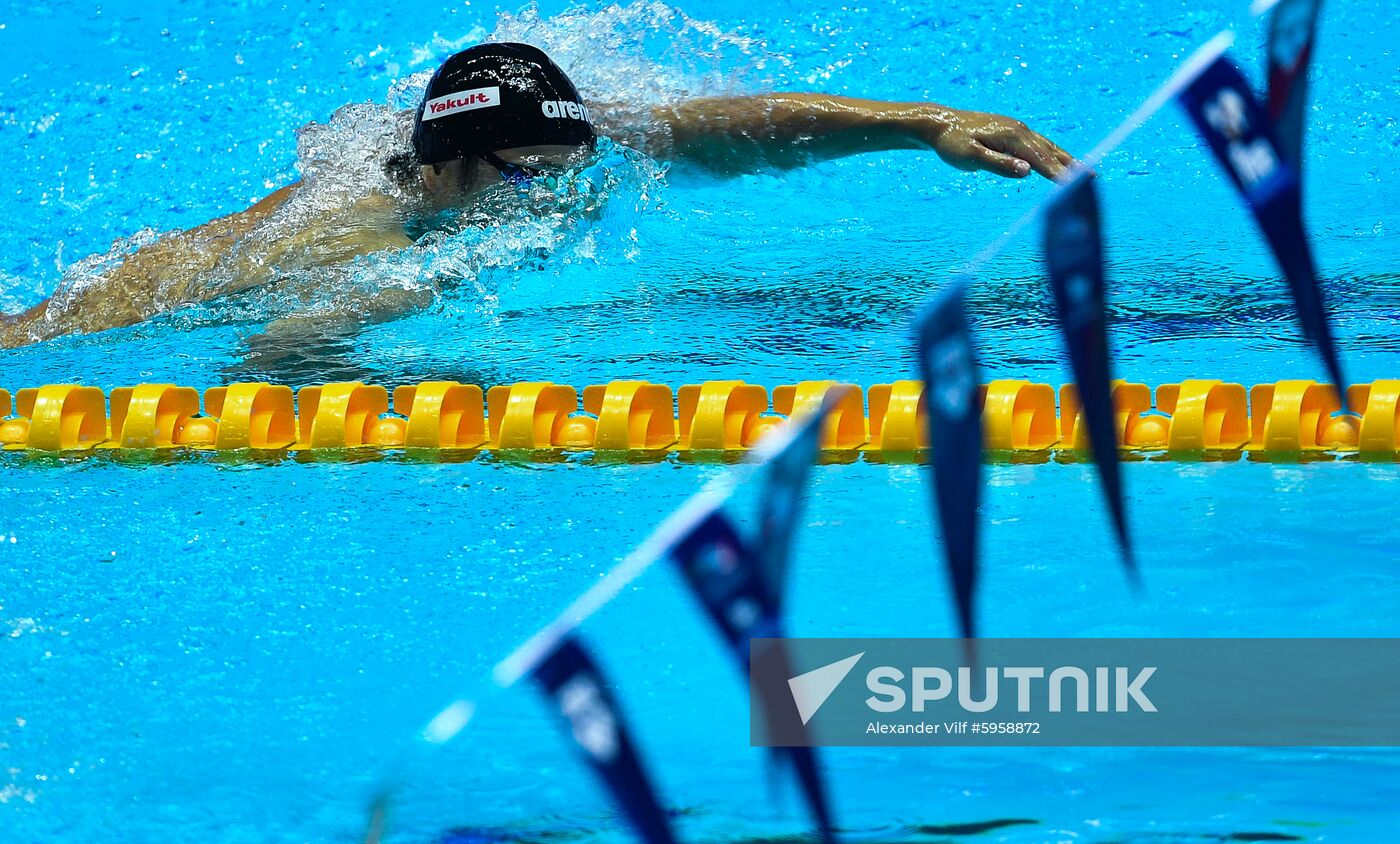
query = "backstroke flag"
(1177, 55, 1346, 396)
(531, 636, 678, 844)
(1043, 177, 1136, 581)
(753, 395, 829, 612)
(671, 509, 837, 843)
(915, 285, 982, 639)
(1266, 0, 1323, 173)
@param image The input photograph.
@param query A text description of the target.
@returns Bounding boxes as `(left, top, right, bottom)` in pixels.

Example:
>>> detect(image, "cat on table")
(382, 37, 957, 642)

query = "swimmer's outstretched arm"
(648, 93, 1074, 179)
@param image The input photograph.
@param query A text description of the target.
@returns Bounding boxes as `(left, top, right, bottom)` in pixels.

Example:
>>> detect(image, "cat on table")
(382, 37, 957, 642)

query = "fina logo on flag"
(555, 673, 620, 763)
(1201, 87, 1285, 201)
(929, 336, 976, 419)
(1063, 272, 1096, 329)
(694, 533, 765, 634)
(1048, 213, 1099, 331)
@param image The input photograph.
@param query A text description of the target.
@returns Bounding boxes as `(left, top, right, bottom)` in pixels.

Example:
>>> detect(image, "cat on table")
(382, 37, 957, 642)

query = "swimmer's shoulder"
(186, 181, 302, 244)
(247, 181, 301, 217)
(245, 181, 406, 224)
(343, 191, 416, 241)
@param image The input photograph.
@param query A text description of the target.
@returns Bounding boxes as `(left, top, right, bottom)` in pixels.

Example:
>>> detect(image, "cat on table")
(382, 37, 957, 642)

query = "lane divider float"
(1, 379, 1398, 460)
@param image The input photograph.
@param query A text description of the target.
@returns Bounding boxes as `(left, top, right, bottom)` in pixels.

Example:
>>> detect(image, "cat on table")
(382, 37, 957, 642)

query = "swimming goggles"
(481, 152, 549, 187)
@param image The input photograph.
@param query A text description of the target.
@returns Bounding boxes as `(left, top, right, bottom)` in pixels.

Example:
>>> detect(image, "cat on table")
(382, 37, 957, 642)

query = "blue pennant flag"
(1043, 178, 1137, 583)
(753, 406, 827, 611)
(671, 510, 837, 844)
(672, 512, 778, 656)
(914, 285, 982, 639)
(531, 636, 678, 844)
(1266, 0, 1323, 173)
(1176, 55, 1346, 397)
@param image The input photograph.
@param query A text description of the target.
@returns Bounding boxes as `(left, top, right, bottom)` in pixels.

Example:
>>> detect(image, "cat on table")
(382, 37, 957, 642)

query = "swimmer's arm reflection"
(645, 93, 1075, 179)
(241, 284, 434, 368)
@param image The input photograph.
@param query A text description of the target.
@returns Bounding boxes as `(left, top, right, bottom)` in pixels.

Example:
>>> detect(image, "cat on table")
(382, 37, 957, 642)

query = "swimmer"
(0, 42, 1076, 350)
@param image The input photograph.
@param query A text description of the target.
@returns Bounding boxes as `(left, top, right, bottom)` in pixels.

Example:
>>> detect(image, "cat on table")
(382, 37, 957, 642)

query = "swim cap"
(411, 43, 596, 166)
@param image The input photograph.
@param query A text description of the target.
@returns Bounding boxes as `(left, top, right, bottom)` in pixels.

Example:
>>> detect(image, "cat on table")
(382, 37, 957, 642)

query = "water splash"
(486, 2, 784, 104)
(293, 102, 417, 203)
(228, 135, 669, 324)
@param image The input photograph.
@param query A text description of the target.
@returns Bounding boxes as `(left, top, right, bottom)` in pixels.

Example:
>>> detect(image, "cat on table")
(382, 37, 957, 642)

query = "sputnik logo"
(787, 652, 864, 725)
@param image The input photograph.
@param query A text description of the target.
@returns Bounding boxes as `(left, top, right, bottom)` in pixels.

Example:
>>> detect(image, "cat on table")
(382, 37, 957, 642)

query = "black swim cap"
(411, 42, 596, 166)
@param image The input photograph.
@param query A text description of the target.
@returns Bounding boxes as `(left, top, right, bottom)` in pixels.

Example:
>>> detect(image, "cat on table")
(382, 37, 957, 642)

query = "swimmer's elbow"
(0, 321, 35, 350)
(0, 300, 51, 349)
(247, 181, 302, 215)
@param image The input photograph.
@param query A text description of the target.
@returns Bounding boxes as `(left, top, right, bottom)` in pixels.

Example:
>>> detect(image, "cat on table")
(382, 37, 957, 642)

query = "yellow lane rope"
(1, 379, 1396, 459)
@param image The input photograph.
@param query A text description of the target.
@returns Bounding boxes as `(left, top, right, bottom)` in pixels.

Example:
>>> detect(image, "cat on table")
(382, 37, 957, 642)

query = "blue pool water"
(3, 0, 1399, 842)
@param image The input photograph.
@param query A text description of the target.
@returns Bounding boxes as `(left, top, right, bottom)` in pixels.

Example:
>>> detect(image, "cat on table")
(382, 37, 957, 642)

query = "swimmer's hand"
(926, 108, 1074, 181)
